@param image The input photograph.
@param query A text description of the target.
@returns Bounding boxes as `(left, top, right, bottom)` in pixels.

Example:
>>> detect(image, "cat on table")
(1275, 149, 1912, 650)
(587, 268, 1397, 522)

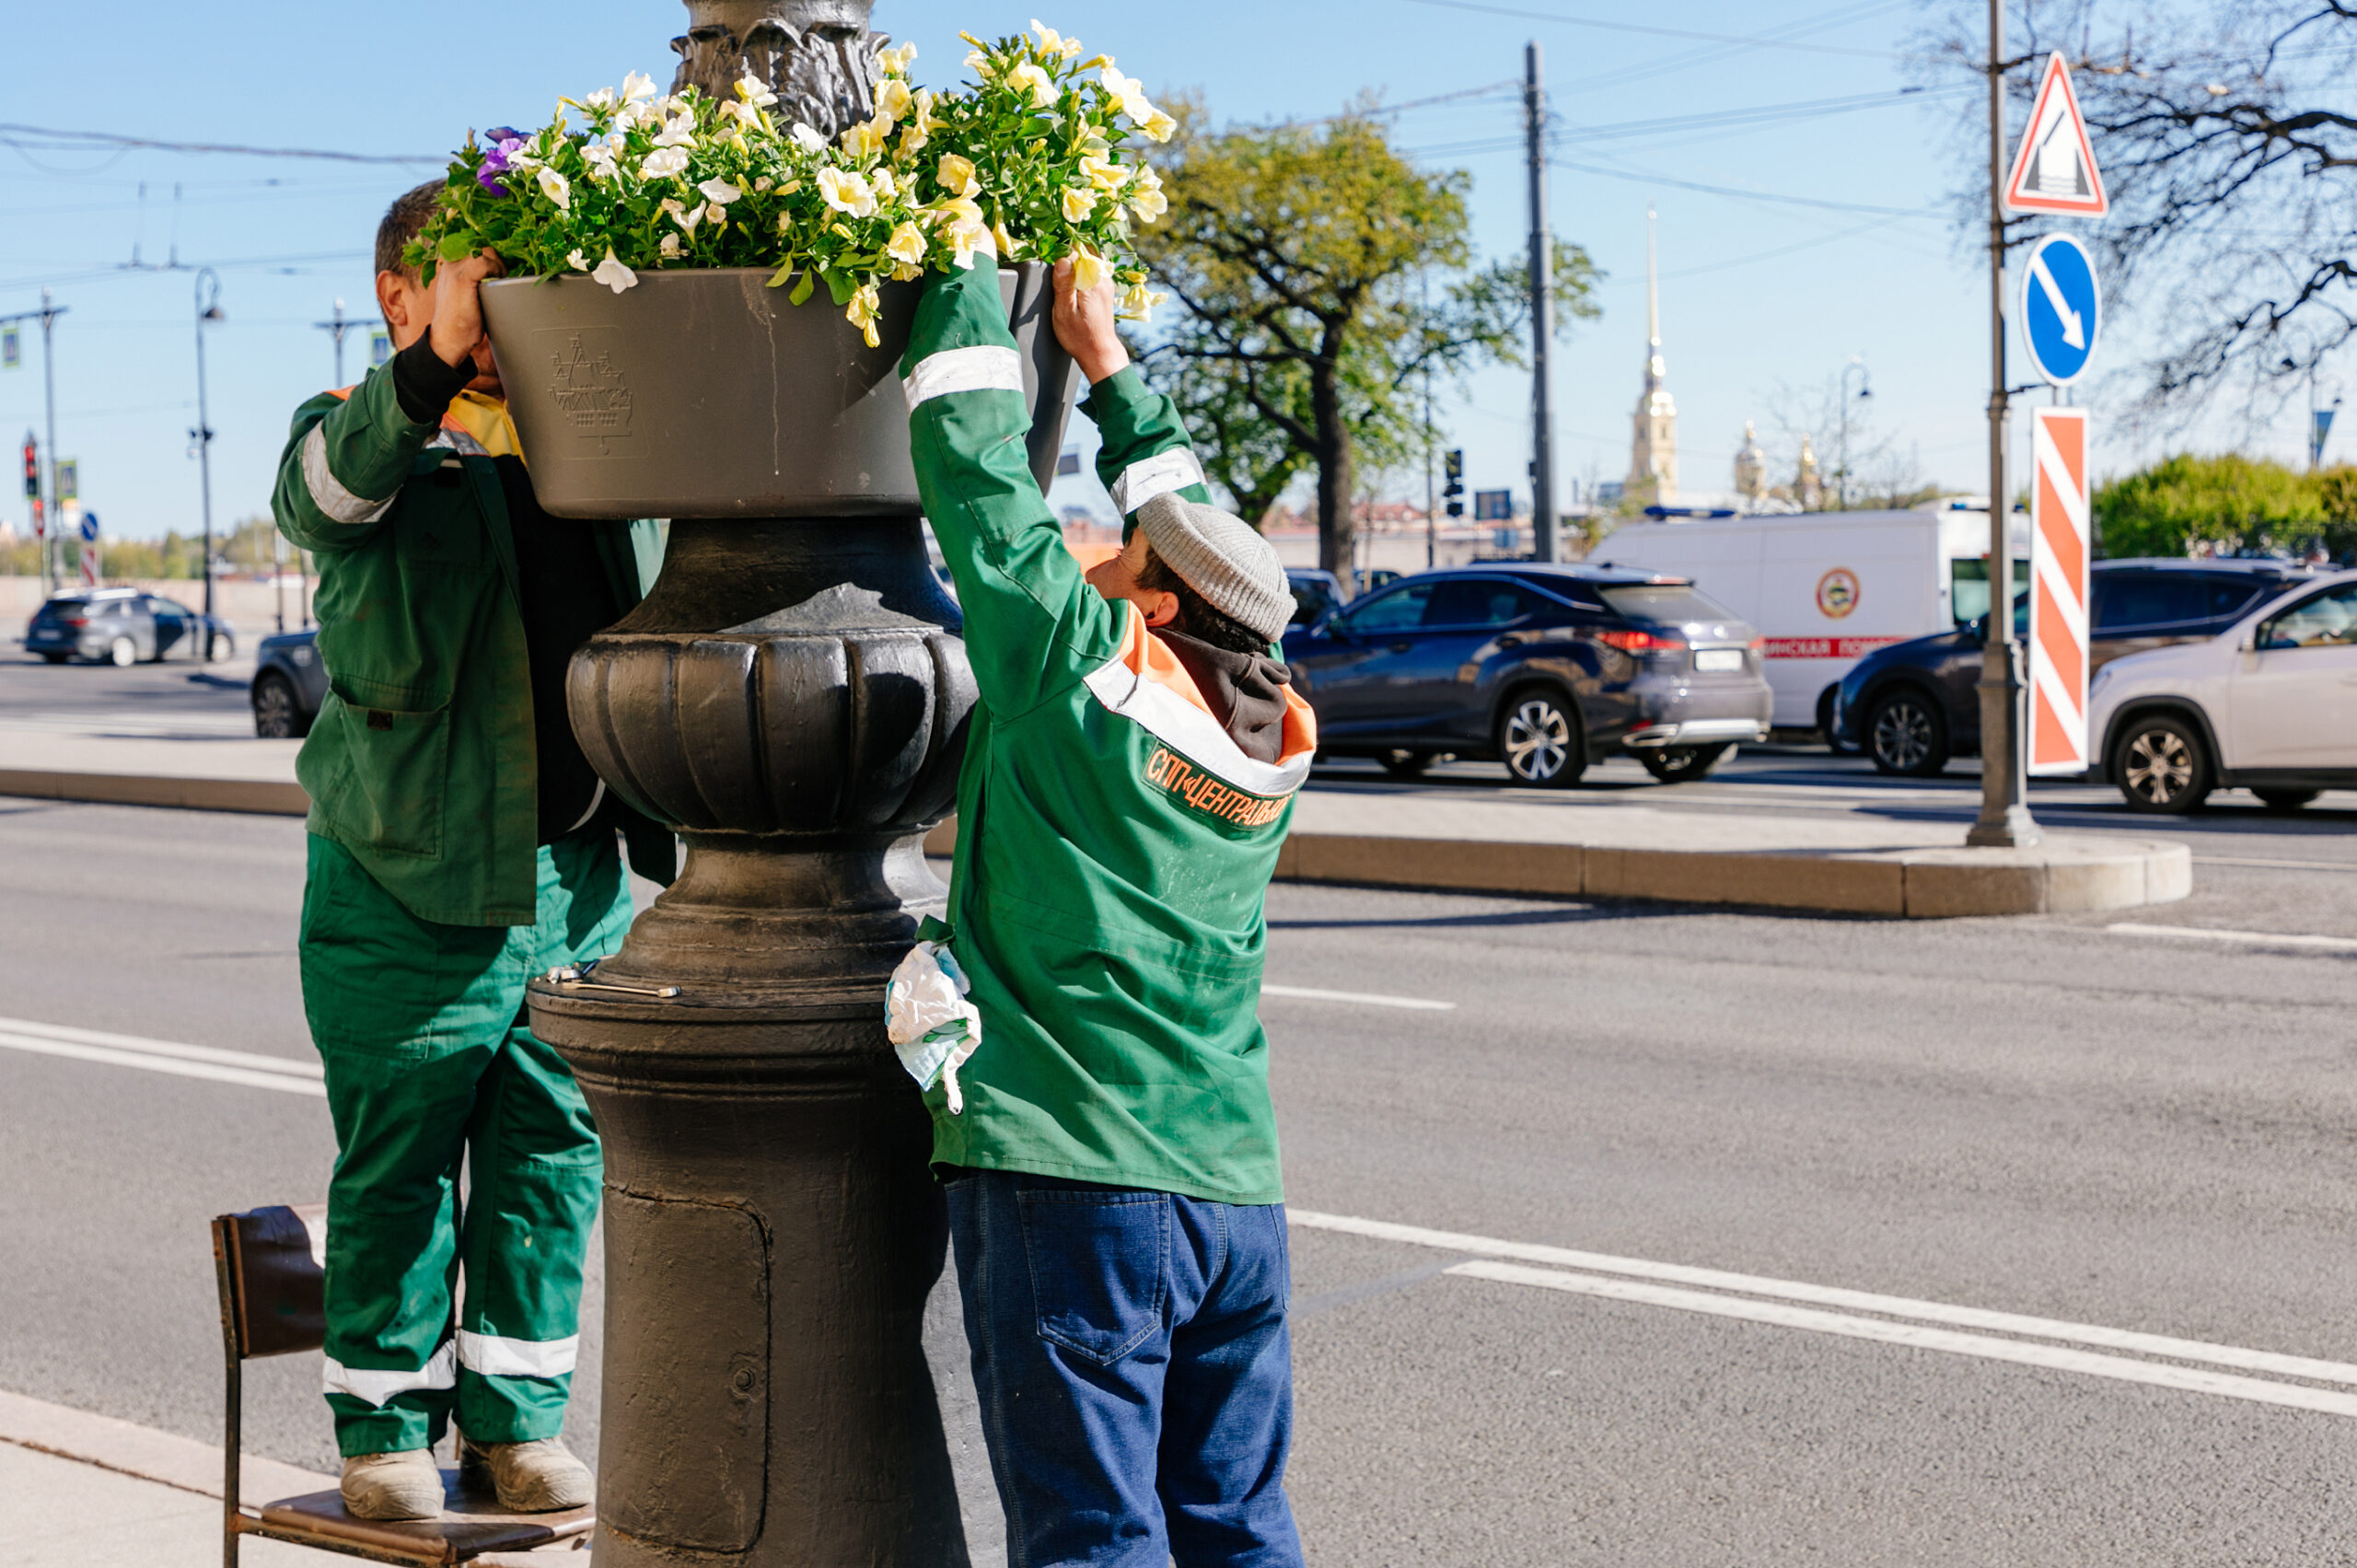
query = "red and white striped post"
(2027, 407, 2091, 774)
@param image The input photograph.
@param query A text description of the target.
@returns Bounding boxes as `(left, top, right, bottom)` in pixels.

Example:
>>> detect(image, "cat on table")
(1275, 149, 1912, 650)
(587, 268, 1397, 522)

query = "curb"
(10, 780, 2191, 917)
(0, 768, 308, 817)
(1271, 831, 2192, 917)
(0, 1387, 331, 1503)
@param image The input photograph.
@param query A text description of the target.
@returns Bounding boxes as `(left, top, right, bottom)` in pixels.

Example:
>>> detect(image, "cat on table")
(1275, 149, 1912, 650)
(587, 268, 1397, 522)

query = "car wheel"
(40, 651, 66, 665)
(251, 672, 310, 739)
(2252, 787, 2318, 812)
(108, 635, 136, 668)
(1495, 689, 1586, 788)
(1640, 742, 1732, 784)
(1867, 689, 1950, 777)
(1376, 749, 1434, 778)
(2114, 715, 2212, 814)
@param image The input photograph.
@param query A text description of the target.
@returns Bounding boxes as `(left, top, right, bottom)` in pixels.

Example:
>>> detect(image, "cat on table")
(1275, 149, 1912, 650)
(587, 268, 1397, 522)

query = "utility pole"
(192, 269, 224, 656)
(1838, 356, 1870, 509)
(1524, 40, 1560, 563)
(1422, 273, 1438, 570)
(1969, 0, 2040, 849)
(313, 297, 367, 388)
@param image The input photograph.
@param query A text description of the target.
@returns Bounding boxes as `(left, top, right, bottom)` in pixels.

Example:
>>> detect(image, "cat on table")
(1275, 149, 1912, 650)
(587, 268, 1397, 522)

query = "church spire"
(1626, 204, 1678, 502)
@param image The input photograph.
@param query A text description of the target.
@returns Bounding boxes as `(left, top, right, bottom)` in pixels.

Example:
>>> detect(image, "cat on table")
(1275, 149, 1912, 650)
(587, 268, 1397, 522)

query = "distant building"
(1733, 421, 1766, 505)
(1795, 435, 1823, 510)
(1625, 205, 1678, 505)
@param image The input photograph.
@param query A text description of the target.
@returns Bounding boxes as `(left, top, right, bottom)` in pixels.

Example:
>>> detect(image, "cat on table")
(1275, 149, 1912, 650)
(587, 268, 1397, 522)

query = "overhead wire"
(0, 124, 443, 167)
(1399, 0, 1909, 62)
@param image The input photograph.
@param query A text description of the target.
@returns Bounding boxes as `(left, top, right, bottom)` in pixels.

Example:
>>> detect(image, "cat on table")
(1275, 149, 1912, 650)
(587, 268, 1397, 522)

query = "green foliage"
(1132, 104, 1597, 567)
(407, 24, 1174, 343)
(2092, 453, 2331, 558)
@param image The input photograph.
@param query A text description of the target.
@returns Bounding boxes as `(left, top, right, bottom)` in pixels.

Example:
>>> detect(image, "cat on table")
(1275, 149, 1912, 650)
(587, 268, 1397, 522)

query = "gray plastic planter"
(481, 259, 1075, 519)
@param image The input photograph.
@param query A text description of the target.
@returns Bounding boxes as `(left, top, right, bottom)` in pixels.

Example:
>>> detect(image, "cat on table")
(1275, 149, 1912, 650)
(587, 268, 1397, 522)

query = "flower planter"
(481, 259, 1074, 517)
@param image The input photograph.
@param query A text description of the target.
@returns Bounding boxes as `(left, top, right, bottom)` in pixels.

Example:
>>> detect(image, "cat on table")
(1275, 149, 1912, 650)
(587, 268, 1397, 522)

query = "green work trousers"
(299, 830, 632, 1458)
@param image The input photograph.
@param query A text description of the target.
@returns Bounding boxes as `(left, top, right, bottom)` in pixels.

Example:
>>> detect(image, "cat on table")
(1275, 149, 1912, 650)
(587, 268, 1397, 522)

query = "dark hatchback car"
(250, 627, 330, 738)
(24, 588, 236, 666)
(1283, 564, 1771, 786)
(1834, 558, 2314, 775)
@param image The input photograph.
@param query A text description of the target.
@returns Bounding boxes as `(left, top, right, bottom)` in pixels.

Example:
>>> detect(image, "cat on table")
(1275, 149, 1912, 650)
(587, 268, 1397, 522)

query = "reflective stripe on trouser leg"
(453, 830, 627, 1445)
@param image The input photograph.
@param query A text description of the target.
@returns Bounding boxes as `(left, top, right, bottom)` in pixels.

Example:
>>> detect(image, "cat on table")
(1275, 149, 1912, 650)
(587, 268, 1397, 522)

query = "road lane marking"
(2106, 923, 2357, 953)
(1289, 1210, 2357, 1388)
(1449, 1260, 2357, 1421)
(1260, 983, 1455, 1011)
(0, 1016, 324, 1097)
(2191, 856, 2357, 873)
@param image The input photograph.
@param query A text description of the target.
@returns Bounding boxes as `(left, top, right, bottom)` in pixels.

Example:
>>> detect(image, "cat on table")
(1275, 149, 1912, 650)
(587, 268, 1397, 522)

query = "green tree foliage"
(1133, 104, 1598, 567)
(2092, 453, 2357, 559)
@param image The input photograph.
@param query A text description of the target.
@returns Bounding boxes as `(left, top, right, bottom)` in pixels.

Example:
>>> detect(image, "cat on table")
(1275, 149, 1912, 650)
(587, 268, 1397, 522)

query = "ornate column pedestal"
(528, 517, 979, 1567)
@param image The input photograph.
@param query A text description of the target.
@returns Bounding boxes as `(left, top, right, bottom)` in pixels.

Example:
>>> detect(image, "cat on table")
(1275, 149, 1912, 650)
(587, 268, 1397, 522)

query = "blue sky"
(0, 1, 2312, 541)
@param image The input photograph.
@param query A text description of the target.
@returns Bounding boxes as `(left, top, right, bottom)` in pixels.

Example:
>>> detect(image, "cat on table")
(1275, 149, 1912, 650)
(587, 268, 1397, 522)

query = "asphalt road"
(5, 787, 2356, 1563)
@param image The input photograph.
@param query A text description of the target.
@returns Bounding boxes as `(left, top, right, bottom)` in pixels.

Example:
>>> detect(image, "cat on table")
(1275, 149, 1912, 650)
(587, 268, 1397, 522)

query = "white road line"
(1260, 983, 1455, 1011)
(1450, 1260, 2357, 1421)
(2192, 856, 2357, 873)
(2107, 923, 2357, 953)
(0, 1016, 324, 1097)
(1288, 1210, 2357, 1388)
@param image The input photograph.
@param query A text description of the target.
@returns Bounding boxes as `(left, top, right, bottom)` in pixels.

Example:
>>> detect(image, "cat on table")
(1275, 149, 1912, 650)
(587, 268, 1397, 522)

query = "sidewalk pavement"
(0, 1389, 582, 1567)
(0, 730, 2189, 918)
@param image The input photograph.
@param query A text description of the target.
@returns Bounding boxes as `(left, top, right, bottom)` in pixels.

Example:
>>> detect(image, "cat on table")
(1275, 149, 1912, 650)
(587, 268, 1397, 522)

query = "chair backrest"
(214, 1204, 328, 1360)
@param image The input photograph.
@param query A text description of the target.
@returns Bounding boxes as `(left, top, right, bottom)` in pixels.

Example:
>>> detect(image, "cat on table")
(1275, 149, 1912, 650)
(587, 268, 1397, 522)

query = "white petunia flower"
(735, 75, 778, 108)
(698, 177, 742, 205)
(583, 86, 618, 111)
(567, 249, 591, 271)
(818, 167, 878, 217)
(621, 71, 659, 103)
(537, 167, 572, 210)
(654, 114, 696, 148)
(641, 145, 690, 179)
(791, 122, 828, 152)
(1005, 60, 1057, 108)
(659, 232, 683, 259)
(592, 250, 638, 292)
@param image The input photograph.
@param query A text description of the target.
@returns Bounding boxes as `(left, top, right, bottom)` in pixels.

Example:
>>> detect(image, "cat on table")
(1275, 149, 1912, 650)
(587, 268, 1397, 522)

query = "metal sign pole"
(41, 295, 63, 600)
(1970, 0, 2042, 849)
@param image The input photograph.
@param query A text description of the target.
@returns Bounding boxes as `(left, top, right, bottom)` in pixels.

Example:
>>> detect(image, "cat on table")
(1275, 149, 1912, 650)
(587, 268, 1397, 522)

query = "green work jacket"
(272, 359, 675, 927)
(904, 256, 1319, 1204)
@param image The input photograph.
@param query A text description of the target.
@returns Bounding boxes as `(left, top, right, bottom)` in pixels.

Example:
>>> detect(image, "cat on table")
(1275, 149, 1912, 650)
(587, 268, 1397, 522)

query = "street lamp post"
(1969, 0, 2041, 848)
(1837, 356, 1870, 509)
(192, 269, 223, 657)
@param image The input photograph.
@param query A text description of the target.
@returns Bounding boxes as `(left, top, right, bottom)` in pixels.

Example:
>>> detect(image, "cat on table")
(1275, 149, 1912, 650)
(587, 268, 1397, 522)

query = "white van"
(1593, 505, 2029, 736)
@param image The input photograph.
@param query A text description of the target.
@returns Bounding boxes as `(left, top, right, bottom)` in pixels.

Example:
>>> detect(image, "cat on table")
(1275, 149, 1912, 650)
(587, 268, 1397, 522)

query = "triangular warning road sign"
(2004, 52, 2107, 216)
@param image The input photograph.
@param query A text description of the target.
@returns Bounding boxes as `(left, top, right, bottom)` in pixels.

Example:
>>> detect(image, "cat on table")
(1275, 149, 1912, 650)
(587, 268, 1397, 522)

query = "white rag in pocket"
(886, 940, 982, 1113)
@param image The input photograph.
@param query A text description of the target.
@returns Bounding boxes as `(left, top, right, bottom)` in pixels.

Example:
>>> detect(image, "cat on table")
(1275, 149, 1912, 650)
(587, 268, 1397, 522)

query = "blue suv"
(1282, 564, 1771, 785)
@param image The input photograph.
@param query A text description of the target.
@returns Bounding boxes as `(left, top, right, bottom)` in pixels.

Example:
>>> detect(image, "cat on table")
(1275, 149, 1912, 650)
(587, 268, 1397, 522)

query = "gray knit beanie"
(1134, 492, 1293, 643)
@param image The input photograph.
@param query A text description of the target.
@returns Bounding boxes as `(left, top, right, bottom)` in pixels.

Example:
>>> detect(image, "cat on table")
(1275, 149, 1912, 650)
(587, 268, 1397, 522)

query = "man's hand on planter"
(1051, 259, 1130, 386)
(428, 248, 506, 378)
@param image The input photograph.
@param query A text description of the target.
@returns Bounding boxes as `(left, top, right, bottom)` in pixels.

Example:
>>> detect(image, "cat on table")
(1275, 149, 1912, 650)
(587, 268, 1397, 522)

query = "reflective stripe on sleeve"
(323, 1341, 458, 1407)
(1109, 447, 1206, 515)
(901, 344, 1026, 411)
(458, 1330, 582, 1379)
(300, 424, 398, 527)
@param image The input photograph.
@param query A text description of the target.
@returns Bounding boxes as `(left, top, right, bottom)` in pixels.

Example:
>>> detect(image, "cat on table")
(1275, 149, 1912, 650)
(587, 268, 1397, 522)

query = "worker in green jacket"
(900, 250, 1316, 1565)
(272, 181, 674, 1522)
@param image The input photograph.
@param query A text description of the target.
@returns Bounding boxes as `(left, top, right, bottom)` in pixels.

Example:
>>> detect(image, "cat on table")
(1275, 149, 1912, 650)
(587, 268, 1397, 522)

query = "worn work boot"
(459, 1434, 595, 1512)
(340, 1449, 444, 1521)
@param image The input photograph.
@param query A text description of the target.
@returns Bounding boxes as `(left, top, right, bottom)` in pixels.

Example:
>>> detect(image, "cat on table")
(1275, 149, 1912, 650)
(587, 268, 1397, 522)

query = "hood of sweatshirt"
(1155, 629, 1295, 765)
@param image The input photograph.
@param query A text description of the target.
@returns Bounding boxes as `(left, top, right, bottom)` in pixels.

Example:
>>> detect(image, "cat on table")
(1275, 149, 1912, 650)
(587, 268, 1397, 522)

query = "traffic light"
(1443, 447, 1465, 518)
(20, 434, 35, 499)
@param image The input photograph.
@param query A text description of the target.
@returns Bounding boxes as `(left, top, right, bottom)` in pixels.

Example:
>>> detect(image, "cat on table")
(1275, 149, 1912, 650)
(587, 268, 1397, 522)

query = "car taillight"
(1596, 628, 1687, 654)
(63, 616, 87, 629)
(1748, 637, 1765, 650)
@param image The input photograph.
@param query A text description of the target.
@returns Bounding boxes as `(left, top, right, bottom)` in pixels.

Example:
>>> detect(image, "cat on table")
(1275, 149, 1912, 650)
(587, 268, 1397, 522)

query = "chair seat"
(250, 1468, 594, 1566)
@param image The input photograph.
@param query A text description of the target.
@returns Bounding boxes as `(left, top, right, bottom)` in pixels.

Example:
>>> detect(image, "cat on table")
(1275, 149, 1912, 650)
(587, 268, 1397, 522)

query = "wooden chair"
(211, 1203, 595, 1566)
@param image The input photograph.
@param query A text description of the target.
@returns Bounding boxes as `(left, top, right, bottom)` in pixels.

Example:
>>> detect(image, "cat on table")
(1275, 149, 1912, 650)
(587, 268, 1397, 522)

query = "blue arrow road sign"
(78, 510, 98, 541)
(2019, 233, 2101, 386)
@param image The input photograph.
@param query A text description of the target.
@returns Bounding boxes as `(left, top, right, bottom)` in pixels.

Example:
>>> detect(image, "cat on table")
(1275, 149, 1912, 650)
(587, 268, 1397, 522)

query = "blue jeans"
(946, 1170, 1306, 1568)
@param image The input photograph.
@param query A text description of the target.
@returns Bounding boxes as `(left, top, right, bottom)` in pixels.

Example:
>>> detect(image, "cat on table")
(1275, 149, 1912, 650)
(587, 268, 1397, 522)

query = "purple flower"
(477, 128, 528, 196)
